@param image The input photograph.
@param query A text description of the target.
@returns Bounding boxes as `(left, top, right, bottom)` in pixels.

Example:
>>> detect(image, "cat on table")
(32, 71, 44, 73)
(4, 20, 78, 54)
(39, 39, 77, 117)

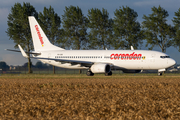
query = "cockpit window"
(160, 56, 170, 58)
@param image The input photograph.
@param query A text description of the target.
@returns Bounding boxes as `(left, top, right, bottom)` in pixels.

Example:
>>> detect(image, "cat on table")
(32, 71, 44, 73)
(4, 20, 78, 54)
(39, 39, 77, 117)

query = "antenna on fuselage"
(131, 46, 134, 50)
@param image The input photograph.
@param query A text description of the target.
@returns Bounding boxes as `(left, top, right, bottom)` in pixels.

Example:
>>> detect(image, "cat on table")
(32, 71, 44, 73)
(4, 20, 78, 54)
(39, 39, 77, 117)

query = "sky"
(1, 0, 180, 66)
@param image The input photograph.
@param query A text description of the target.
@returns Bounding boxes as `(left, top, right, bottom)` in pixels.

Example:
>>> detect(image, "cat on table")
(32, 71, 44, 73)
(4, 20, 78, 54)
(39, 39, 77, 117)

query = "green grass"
(1, 72, 180, 80)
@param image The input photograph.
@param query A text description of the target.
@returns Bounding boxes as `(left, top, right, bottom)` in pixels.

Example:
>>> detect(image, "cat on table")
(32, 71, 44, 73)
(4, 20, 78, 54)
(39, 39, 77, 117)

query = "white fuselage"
(36, 50, 176, 70)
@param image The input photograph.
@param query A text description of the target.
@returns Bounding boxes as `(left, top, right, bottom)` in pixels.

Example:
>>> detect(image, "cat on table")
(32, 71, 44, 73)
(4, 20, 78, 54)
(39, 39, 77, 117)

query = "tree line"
(6, 2, 180, 73)
(0, 61, 52, 71)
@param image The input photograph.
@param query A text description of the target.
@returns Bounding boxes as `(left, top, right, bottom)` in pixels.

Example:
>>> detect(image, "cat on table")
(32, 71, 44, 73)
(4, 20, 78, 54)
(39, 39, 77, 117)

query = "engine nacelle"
(122, 70, 141, 73)
(91, 64, 111, 73)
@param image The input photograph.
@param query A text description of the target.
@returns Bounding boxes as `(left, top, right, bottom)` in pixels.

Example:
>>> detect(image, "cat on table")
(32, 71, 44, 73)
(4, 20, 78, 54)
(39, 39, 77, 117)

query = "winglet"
(131, 46, 134, 50)
(18, 45, 29, 58)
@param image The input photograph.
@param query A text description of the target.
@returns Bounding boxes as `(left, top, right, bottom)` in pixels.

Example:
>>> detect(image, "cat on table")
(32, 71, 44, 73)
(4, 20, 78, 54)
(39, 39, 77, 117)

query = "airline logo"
(35, 25, 44, 47)
(110, 52, 145, 60)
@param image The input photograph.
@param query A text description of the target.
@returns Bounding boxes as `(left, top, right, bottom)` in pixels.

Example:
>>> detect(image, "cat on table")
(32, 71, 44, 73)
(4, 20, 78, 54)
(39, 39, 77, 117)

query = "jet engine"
(122, 70, 141, 73)
(91, 63, 111, 73)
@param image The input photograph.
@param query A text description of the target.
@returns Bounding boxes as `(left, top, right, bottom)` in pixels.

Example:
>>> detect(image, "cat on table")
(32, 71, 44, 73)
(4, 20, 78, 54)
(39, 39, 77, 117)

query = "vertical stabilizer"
(28, 16, 64, 51)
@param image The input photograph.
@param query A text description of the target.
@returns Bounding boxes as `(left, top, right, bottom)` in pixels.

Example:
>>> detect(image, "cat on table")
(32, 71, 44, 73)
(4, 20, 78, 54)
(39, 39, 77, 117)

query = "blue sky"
(0, 0, 180, 65)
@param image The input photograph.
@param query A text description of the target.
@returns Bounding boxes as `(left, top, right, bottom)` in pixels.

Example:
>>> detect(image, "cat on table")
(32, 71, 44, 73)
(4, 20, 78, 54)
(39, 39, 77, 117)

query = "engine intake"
(91, 63, 111, 73)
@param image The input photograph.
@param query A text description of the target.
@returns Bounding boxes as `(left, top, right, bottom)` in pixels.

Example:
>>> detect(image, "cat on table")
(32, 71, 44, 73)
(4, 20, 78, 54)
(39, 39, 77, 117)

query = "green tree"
(113, 6, 144, 49)
(35, 61, 48, 69)
(62, 6, 88, 74)
(6, 2, 38, 73)
(38, 6, 61, 45)
(172, 8, 180, 52)
(62, 5, 89, 50)
(35, 61, 43, 69)
(142, 6, 175, 53)
(0, 61, 9, 71)
(39, 6, 61, 74)
(87, 8, 113, 50)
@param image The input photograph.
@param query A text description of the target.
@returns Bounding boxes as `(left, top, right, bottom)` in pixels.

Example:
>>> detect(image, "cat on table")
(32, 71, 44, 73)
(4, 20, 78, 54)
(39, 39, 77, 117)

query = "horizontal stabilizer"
(5, 49, 21, 53)
(6, 48, 41, 55)
(6, 44, 41, 58)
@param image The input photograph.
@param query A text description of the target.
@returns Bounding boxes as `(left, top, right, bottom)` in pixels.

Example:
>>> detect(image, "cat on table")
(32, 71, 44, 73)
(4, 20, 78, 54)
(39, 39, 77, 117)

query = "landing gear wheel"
(105, 71, 112, 76)
(158, 72, 162, 76)
(86, 71, 94, 76)
(86, 71, 91, 76)
(108, 71, 112, 76)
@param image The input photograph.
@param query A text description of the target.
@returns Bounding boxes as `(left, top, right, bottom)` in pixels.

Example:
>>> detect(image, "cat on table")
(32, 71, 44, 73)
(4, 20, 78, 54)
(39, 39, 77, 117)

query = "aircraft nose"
(169, 58, 176, 66)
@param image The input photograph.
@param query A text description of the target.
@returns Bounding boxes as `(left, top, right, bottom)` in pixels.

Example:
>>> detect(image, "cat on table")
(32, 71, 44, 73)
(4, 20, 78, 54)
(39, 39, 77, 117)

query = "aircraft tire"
(109, 71, 112, 76)
(105, 71, 112, 76)
(86, 71, 94, 76)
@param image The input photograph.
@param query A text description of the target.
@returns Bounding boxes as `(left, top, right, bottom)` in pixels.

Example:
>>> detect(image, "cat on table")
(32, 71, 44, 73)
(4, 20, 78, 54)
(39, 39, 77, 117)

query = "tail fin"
(28, 16, 64, 51)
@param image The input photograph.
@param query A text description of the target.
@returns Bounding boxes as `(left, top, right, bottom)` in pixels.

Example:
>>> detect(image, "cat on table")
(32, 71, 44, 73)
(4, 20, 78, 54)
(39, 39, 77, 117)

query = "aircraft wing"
(33, 57, 113, 67)
(35, 57, 93, 64)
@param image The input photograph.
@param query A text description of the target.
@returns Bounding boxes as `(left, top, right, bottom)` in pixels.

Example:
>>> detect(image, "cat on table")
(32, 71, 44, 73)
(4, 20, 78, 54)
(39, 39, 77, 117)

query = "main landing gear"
(86, 71, 94, 76)
(105, 71, 112, 76)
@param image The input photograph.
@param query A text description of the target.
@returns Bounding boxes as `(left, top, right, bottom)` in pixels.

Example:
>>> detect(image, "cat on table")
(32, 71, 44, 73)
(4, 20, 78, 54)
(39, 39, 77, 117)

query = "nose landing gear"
(158, 72, 162, 76)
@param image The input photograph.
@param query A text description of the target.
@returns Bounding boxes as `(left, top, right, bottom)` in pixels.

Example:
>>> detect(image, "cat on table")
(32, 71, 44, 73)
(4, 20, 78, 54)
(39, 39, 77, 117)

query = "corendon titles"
(35, 25, 44, 46)
(110, 52, 142, 60)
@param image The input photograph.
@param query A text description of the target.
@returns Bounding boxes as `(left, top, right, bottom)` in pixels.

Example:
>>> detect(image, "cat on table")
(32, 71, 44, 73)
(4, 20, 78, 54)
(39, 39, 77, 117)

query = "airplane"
(6, 16, 176, 76)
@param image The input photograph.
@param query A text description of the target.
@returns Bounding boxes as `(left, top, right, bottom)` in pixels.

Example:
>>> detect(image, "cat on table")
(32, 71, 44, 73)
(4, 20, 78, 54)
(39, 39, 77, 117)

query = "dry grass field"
(0, 74, 180, 119)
